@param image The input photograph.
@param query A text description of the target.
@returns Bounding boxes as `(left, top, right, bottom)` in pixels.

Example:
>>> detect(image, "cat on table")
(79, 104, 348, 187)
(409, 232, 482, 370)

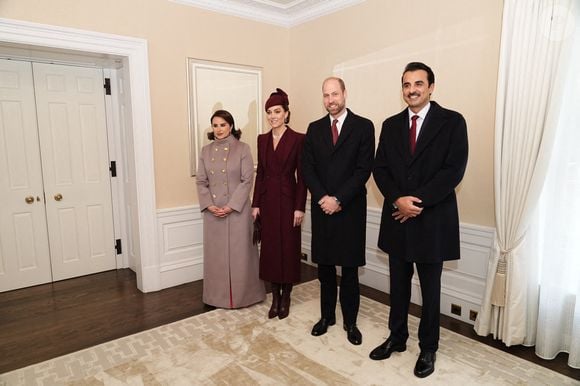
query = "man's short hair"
(402, 62, 435, 86)
(323, 77, 346, 92)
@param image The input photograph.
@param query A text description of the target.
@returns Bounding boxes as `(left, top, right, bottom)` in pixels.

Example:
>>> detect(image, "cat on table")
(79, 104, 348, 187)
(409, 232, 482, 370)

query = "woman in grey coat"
(196, 110, 265, 308)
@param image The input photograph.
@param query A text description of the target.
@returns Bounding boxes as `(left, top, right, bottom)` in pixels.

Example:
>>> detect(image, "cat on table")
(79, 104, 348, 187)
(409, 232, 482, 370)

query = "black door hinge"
(104, 78, 111, 95)
(115, 239, 122, 255)
(109, 161, 117, 177)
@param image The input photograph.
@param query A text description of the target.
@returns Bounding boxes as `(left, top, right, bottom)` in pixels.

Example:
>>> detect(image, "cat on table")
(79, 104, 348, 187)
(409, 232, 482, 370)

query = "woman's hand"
(293, 210, 305, 227)
(217, 206, 233, 217)
(208, 205, 233, 217)
(252, 207, 260, 221)
(207, 205, 220, 216)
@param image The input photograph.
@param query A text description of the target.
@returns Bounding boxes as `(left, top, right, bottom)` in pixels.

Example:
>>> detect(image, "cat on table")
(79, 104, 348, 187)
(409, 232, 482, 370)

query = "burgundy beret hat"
(265, 88, 289, 111)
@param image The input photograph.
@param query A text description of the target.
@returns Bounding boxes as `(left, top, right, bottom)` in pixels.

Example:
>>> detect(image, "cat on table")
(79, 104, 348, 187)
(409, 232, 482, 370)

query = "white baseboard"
(157, 204, 495, 325)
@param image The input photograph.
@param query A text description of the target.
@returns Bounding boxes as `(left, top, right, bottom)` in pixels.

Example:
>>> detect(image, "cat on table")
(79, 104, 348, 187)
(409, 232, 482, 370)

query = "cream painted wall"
(289, 0, 502, 227)
(0, 0, 290, 209)
(1, 0, 501, 227)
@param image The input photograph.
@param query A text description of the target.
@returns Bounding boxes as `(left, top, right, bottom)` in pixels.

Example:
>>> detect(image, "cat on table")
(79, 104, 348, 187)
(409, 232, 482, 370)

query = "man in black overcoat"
(302, 77, 375, 346)
(370, 62, 468, 378)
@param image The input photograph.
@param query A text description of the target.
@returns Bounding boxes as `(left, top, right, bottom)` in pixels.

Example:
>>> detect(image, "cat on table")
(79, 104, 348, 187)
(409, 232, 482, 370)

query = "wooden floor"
(0, 264, 578, 380)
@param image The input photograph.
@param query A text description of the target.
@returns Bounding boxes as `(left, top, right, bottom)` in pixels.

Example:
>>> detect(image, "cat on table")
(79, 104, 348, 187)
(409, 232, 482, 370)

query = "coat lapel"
(321, 114, 334, 151)
(412, 102, 444, 162)
(333, 109, 355, 152)
(274, 128, 294, 168)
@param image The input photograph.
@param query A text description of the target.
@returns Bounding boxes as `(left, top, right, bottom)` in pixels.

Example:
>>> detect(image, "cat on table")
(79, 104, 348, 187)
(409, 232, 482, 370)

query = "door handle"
(25, 196, 35, 204)
(54, 193, 63, 201)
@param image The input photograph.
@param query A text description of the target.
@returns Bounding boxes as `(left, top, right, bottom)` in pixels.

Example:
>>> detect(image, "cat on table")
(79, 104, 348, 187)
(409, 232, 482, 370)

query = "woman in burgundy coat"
(252, 89, 307, 319)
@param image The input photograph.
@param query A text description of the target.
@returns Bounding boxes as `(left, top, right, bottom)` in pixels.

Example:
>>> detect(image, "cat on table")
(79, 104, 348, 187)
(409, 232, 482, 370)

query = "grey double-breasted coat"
(196, 135, 265, 308)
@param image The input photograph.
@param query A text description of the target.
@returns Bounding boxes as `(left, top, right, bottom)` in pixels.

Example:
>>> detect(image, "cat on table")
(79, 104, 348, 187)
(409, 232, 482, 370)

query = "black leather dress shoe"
(369, 338, 406, 360)
(343, 324, 362, 345)
(311, 317, 336, 336)
(414, 351, 436, 378)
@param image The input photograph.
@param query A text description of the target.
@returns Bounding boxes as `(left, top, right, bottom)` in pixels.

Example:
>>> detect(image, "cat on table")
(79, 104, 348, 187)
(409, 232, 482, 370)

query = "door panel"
(33, 63, 115, 281)
(0, 59, 52, 291)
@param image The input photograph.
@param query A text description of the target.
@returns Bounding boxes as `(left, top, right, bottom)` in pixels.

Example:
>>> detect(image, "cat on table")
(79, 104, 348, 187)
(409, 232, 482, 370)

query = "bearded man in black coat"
(370, 62, 468, 379)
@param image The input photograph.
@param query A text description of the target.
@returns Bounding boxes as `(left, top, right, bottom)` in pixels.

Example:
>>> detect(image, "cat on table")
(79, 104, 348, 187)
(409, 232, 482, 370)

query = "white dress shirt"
(408, 102, 431, 141)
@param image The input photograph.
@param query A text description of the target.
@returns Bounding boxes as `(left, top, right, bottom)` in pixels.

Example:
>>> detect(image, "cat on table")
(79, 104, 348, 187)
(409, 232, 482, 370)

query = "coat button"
(223, 158, 227, 161)
(221, 169, 225, 173)
(212, 194, 216, 198)
(224, 147, 228, 151)
(210, 170, 214, 175)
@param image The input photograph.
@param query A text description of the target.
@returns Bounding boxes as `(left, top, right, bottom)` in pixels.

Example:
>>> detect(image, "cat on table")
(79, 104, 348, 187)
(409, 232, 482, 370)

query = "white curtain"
(528, 16, 580, 367)
(475, 0, 577, 347)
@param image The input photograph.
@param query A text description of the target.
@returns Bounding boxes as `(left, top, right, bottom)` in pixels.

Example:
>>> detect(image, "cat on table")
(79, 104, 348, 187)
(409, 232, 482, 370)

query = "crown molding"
(169, 0, 365, 28)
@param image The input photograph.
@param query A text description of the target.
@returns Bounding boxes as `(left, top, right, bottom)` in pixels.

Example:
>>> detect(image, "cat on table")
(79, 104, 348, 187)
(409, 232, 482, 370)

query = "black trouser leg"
(416, 262, 443, 352)
(388, 257, 414, 344)
(318, 264, 337, 319)
(339, 266, 360, 326)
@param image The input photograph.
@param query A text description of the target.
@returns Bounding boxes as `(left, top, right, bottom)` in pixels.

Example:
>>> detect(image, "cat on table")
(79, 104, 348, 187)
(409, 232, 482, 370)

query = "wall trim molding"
(157, 205, 204, 289)
(169, 0, 365, 28)
(156, 204, 495, 324)
(301, 204, 495, 324)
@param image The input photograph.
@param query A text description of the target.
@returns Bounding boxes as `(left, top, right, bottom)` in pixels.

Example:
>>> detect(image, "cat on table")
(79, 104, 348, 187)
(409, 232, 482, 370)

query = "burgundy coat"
(252, 127, 307, 283)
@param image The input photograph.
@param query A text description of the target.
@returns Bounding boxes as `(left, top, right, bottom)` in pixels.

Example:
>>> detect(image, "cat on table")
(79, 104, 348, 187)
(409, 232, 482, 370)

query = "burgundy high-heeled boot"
(278, 283, 293, 319)
(268, 283, 281, 319)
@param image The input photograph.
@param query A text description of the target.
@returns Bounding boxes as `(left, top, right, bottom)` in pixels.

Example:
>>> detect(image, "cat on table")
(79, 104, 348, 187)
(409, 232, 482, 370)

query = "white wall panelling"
(157, 206, 204, 290)
(300, 203, 495, 325)
(158, 203, 494, 324)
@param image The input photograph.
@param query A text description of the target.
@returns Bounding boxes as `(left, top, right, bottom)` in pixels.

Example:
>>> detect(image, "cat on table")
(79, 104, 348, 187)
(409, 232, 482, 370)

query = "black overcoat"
(302, 109, 375, 267)
(373, 101, 468, 263)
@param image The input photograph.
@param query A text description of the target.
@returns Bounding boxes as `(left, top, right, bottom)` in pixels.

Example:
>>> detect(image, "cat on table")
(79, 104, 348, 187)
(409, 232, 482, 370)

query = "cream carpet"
(0, 281, 577, 385)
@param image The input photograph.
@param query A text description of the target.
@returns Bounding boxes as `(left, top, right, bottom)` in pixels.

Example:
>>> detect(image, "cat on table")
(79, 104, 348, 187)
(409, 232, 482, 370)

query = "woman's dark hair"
(281, 104, 291, 124)
(207, 109, 242, 140)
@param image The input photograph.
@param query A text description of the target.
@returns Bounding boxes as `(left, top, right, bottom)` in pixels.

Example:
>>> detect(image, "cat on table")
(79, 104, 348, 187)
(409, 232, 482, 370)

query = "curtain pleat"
(475, 0, 575, 349)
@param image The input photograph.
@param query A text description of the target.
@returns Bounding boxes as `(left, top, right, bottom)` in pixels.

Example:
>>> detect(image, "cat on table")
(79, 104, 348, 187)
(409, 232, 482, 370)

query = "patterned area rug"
(0, 281, 577, 385)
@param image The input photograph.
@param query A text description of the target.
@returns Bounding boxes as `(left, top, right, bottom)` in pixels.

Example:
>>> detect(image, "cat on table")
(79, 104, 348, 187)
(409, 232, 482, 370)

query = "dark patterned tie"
(331, 119, 339, 145)
(410, 115, 419, 154)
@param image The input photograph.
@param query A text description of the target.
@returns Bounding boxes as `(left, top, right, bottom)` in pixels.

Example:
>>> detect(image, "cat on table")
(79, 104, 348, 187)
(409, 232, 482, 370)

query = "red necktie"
(331, 119, 339, 145)
(410, 115, 418, 154)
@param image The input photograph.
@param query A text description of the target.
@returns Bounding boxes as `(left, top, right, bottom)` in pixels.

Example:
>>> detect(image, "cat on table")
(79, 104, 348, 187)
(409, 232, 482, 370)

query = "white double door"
(0, 59, 116, 292)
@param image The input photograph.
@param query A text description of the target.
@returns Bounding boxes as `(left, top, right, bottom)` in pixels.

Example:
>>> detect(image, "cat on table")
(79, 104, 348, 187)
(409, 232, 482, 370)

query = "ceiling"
(170, 0, 365, 28)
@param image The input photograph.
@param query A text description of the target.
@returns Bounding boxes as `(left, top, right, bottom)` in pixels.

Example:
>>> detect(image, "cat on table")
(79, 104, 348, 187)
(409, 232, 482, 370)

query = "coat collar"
(261, 127, 296, 167)
(396, 101, 445, 164)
